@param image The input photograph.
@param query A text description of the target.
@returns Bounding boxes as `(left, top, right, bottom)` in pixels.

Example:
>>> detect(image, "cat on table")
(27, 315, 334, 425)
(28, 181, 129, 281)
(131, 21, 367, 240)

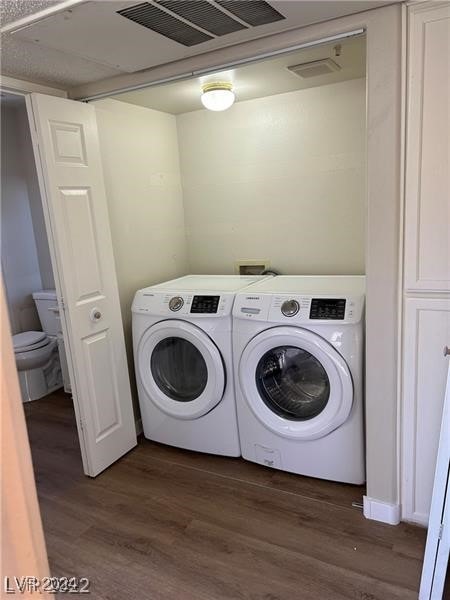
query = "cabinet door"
(404, 4, 450, 292)
(402, 297, 450, 524)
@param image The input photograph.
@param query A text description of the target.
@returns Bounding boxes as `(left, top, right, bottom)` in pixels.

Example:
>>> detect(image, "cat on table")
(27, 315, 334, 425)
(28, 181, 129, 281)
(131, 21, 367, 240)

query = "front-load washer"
(233, 276, 365, 483)
(132, 275, 269, 456)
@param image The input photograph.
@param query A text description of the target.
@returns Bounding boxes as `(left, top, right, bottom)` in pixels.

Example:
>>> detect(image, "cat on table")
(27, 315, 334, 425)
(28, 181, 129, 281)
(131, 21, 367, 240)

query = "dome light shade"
(201, 82, 235, 111)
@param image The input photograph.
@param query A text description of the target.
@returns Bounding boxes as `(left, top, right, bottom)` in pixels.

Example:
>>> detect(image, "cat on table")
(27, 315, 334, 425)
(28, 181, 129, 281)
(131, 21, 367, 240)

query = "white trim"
(396, 1, 408, 520)
(363, 496, 401, 525)
(0, 75, 67, 97)
(0, 0, 87, 34)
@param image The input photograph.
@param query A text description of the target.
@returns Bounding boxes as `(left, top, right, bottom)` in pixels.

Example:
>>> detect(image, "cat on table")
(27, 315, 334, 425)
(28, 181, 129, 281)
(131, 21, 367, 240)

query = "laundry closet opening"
(92, 33, 367, 407)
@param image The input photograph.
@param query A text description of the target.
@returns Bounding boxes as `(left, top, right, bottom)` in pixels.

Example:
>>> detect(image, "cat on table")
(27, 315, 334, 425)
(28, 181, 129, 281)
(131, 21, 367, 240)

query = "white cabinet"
(401, 2, 450, 525)
(404, 3, 450, 292)
(401, 298, 450, 525)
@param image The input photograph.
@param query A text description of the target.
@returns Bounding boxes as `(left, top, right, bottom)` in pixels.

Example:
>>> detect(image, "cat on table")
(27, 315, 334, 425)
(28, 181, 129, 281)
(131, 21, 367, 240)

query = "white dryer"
(233, 276, 365, 484)
(132, 275, 268, 456)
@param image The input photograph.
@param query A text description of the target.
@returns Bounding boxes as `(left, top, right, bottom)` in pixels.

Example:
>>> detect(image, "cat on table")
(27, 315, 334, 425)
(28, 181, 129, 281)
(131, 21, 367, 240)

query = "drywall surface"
(94, 98, 189, 404)
(1, 103, 43, 334)
(177, 78, 366, 275)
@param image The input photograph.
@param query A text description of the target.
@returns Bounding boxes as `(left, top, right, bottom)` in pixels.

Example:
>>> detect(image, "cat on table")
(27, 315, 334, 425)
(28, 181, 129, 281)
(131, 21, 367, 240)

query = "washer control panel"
(233, 293, 364, 324)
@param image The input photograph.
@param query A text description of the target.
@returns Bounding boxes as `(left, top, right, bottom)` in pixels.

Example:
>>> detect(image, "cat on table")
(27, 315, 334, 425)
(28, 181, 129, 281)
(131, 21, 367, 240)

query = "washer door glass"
(151, 337, 207, 402)
(239, 326, 353, 440)
(256, 346, 330, 420)
(138, 320, 226, 420)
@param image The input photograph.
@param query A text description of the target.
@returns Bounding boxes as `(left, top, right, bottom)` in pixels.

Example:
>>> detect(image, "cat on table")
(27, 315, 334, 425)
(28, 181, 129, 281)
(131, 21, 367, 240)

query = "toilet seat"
(14, 338, 57, 372)
(13, 331, 50, 353)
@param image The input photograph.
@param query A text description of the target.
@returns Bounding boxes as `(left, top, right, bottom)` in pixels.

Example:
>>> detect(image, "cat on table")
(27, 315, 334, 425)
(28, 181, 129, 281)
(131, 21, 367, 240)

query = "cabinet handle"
(444, 346, 450, 357)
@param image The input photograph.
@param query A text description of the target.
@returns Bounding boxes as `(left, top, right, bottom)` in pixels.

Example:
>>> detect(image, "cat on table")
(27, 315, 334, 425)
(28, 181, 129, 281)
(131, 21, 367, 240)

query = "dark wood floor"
(24, 391, 428, 600)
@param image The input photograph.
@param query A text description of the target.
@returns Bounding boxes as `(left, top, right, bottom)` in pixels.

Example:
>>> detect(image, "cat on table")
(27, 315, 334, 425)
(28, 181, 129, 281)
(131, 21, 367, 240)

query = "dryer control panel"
(132, 290, 234, 317)
(233, 293, 364, 324)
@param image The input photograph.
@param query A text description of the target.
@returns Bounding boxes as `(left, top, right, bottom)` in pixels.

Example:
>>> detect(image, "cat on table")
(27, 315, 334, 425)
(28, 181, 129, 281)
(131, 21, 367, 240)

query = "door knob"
(90, 308, 102, 322)
(444, 346, 450, 357)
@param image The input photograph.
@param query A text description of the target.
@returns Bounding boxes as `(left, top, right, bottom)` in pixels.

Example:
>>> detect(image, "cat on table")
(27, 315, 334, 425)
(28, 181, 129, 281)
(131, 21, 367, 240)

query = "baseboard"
(363, 495, 401, 525)
(135, 418, 143, 436)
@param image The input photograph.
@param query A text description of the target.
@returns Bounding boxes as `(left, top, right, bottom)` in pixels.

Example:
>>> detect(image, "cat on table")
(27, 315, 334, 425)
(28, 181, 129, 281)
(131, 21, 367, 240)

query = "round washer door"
(239, 326, 353, 440)
(138, 320, 225, 420)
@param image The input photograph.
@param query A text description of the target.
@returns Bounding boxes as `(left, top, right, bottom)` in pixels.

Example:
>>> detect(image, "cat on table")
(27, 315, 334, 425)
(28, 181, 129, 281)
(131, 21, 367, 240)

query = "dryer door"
(239, 326, 353, 440)
(138, 320, 225, 420)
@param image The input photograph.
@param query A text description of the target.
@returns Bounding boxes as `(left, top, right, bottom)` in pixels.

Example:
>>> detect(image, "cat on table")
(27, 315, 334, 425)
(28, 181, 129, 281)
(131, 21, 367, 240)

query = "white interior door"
(420, 361, 450, 600)
(27, 93, 137, 476)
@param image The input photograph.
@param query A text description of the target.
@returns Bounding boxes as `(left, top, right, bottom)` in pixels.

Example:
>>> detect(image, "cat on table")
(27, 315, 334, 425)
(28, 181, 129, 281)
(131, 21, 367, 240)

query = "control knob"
(281, 299, 300, 317)
(169, 296, 184, 312)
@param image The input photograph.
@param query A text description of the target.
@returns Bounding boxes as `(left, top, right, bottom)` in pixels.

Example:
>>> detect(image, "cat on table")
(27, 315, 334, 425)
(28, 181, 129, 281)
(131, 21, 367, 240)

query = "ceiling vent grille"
(117, 0, 286, 47)
(287, 58, 342, 79)
(117, 2, 213, 46)
(156, 0, 247, 36)
(215, 0, 285, 26)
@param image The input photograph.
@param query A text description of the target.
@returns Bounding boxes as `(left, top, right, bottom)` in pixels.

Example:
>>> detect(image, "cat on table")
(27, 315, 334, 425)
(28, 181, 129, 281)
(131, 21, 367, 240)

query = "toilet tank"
(32, 290, 60, 336)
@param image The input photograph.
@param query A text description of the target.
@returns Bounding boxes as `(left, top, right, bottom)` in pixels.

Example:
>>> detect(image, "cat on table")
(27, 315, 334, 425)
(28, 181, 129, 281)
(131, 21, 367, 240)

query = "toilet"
(13, 290, 68, 402)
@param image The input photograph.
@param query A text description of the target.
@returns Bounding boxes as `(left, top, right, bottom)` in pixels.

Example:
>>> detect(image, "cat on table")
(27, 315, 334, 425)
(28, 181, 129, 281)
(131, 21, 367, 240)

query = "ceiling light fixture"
(201, 82, 235, 111)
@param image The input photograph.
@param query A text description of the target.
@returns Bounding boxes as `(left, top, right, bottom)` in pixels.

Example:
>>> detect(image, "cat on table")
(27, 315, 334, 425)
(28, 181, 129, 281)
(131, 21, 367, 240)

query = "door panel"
(59, 188, 103, 301)
(404, 5, 450, 292)
(402, 297, 450, 524)
(82, 330, 122, 441)
(28, 93, 137, 476)
(419, 364, 450, 599)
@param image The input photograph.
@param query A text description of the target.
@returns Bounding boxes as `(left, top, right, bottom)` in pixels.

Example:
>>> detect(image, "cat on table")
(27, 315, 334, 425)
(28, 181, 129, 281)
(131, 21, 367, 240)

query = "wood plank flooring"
(24, 391, 428, 600)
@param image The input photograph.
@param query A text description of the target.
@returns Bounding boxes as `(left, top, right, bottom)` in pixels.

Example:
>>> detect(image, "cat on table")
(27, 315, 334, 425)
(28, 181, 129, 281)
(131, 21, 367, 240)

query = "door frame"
(72, 3, 405, 521)
(0, 83, 91, 473)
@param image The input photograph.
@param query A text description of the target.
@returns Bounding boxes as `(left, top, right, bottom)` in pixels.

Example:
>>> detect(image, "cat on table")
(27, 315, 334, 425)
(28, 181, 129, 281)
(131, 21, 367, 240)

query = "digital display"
(190, 295, 220, 314)
(310, 298, 346, 320)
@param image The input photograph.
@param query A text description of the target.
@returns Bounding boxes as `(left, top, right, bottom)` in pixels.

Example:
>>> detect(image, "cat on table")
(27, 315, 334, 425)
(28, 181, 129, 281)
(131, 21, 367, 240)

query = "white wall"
(1, 101, 53, 335)
(94, 98, 189, 402)
(177, 78, 366, 275)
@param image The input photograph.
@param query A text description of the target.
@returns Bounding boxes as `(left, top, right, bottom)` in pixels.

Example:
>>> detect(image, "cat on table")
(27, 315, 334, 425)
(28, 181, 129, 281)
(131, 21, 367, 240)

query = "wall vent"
(287, 58, 342, 79)
(117, 0, 286, 47)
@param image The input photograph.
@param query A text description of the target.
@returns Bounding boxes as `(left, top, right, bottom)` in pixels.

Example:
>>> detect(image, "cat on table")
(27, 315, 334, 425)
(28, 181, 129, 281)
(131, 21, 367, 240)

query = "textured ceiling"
(0, 0, 123, 88)
(1, 0, 64, 25)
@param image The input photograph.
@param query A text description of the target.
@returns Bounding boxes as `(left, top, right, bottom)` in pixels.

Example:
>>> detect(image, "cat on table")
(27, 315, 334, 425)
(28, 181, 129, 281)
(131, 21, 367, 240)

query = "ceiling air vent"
(156, 0, 247, 36)
(215, 0, 285, 26)
(117, 2, 213, 46)
(287, 58, 342, 79)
